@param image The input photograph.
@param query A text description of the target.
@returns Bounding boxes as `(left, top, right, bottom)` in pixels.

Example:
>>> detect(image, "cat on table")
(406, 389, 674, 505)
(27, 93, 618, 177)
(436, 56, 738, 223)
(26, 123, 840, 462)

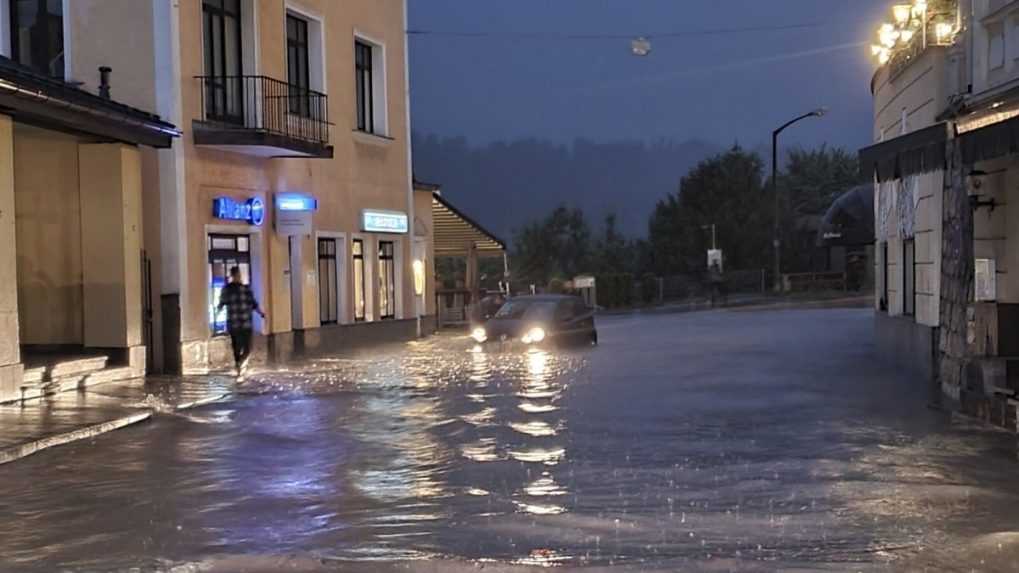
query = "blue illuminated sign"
(275, 193, 318, 212)
(213, 197, 265, 226)
(362, 209, 409, 234)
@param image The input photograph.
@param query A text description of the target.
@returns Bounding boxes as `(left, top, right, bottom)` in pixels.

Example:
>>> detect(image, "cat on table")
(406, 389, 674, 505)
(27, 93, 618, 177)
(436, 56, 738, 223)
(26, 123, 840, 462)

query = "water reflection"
(0, 333, 590, 570)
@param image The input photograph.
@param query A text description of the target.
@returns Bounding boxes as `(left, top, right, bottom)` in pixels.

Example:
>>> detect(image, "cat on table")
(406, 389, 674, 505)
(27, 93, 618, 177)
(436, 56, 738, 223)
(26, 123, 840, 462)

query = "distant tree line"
(509, 144, 865, 288)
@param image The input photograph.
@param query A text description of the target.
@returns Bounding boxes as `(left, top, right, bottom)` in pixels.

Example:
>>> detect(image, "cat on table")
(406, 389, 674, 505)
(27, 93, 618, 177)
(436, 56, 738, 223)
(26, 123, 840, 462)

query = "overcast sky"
(408, 0, 890, 151)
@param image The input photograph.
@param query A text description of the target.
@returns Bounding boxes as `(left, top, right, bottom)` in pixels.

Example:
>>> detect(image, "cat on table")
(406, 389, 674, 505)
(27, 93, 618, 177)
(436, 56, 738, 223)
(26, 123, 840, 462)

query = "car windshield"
(494, 299, 558, 320)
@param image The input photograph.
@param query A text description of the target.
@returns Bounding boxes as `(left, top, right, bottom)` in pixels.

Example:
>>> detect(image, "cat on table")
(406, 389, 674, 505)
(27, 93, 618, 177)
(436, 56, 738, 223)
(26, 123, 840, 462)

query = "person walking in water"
(218, 266, 266, 377)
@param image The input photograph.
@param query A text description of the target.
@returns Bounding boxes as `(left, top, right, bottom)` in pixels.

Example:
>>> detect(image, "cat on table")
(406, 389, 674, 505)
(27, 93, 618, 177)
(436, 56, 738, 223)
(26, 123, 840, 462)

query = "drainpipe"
(402, 0, 420, 338)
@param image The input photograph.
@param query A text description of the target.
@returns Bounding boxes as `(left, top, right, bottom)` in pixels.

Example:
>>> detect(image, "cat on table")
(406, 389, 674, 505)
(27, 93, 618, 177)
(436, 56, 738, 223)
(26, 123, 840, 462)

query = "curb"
(175, 393, 231, 411)
(0, 390, 235, 467)
(0, 412, 152, 466)
(724, 296, 874, 312)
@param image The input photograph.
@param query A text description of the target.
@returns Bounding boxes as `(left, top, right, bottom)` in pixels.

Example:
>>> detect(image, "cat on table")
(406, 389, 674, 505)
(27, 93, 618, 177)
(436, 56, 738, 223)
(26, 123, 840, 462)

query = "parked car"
(471, 294, 598, 347)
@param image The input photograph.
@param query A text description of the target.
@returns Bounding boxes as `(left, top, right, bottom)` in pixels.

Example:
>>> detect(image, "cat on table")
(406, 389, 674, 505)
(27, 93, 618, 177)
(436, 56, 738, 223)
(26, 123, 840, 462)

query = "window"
(287, 14, 311, 116)
(903, 239, 915, 316)
(990, 23, 1006, 70)
(318, 238, 338, 325)
(10, 0, 64, 78)
(202, 0, 244, 123)
(378, 241, 396, 319)
(1011, 17, 1019, 60)
(208, 233, 251, 335)
(880, 242, 889, 312)
(353, 239, 366, 322)
(355, 39, 380, 134)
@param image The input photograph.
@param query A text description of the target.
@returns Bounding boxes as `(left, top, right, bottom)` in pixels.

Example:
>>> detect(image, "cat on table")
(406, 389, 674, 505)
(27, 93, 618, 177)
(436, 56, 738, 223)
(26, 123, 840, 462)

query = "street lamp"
(771, 107, 827, 292)
(701, 223, 717, 250)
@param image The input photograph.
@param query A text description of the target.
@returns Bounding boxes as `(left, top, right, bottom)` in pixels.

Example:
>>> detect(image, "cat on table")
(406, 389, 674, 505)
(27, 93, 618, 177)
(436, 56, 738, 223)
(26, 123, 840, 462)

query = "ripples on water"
(2, 321, 1017, 571)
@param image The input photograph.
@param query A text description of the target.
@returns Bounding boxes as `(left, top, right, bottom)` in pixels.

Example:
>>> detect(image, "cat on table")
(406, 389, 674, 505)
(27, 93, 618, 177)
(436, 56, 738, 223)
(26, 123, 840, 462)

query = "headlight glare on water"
(471, 327, 487, 343)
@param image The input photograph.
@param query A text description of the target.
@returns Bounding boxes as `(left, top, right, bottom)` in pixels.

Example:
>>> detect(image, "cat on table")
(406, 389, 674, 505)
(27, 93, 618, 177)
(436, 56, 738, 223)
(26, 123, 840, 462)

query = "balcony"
(193, 75, 332, 158)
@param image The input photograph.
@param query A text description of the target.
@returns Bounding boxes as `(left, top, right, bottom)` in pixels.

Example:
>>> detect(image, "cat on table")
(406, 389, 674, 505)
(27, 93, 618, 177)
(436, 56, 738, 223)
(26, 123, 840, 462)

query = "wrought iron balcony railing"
(195, 74, 329, 146)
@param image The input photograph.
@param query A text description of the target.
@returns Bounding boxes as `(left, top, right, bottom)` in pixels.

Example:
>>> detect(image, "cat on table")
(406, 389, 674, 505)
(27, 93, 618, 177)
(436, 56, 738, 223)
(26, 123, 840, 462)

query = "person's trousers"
(229, 328, 253, 366)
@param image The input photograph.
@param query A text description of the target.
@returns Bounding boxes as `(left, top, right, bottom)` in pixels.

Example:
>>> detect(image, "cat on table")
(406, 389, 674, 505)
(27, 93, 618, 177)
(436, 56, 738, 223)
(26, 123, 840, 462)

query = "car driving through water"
(471, 294, 598, 347)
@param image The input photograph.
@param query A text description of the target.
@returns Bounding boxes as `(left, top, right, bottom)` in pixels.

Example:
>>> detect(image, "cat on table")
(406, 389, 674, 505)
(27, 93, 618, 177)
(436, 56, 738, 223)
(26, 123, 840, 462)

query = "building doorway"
(208, 233, 251, 335)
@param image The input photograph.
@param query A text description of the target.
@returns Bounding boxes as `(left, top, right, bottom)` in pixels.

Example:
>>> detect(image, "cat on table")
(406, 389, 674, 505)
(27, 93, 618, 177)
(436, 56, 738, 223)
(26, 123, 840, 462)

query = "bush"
(641, 273, 658, 304)
(594, 273, 636, 308)
(548, 278, 566, 294)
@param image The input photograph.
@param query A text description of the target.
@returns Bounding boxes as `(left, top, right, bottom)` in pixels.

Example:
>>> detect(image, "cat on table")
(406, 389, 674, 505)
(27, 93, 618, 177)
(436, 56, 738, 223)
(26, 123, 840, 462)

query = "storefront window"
(318, 238, 338, 325)
(353, 239, 366, 322)
(903, 239, 915, 316)
(379, 241, 396, 320)
(208, 233, 251, 335)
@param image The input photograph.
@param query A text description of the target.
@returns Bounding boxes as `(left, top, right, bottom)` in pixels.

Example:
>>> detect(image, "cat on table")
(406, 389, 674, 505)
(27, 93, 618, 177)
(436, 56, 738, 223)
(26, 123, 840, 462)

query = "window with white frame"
(10, 0, 64, 78)
(354, 36, 386, 135)
(285, 7, 325, 117)
(989, 22, 1006, 70)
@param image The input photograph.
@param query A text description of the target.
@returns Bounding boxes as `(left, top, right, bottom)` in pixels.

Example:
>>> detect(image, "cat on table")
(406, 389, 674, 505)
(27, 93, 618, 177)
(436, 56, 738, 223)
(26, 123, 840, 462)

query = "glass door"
(318, 238, 338, 325)
(353, 239, 366, 322)
(378, 241, 396, 319)
(208, 233, 251, 335)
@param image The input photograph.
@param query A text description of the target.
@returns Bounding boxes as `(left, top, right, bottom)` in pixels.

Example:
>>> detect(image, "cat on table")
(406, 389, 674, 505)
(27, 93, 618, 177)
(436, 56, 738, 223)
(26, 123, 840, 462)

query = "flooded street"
(2, 308, 1019, 571)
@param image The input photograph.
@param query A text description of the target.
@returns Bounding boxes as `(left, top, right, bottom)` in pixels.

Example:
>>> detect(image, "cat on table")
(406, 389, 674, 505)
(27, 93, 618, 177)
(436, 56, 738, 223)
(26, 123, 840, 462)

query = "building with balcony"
(86, 0, 429, 373)
(862, 0, 1019, 426)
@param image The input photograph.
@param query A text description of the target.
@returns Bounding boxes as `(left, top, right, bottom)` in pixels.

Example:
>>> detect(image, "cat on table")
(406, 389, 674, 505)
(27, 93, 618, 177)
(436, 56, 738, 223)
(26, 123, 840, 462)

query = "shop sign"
(707, 249, 723, 272)
(213, 197, 265, 226)
(362, 209, 408, 234)
(275, 193, 317, 236)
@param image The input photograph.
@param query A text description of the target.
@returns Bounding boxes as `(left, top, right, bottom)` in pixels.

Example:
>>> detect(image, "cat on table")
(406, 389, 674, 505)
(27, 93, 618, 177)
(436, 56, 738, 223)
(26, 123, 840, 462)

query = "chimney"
(98, 66, 112, 99)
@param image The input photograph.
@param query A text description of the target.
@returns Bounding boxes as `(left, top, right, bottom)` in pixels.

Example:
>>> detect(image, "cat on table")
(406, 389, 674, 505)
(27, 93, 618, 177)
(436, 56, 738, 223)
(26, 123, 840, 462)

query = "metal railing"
(195, 75, 330, 144)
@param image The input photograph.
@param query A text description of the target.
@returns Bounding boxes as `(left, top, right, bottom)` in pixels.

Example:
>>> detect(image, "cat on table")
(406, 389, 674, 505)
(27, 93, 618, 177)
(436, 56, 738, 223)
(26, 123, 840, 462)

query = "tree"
(648, 145, 770, 275)
(512, 205, 592, 285)
(775, 145, 866, 272)
(593, 213, 632, 274)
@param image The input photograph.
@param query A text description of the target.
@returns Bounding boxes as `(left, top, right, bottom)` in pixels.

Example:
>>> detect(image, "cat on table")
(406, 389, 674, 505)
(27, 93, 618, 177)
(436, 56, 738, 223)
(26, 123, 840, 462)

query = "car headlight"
(522, 327, 546, 344)
(471, 327, 488, 343)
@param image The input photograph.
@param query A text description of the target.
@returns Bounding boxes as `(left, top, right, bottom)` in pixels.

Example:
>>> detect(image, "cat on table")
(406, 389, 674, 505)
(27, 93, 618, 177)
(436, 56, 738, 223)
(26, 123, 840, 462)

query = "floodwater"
(2, 309, 1019, 572)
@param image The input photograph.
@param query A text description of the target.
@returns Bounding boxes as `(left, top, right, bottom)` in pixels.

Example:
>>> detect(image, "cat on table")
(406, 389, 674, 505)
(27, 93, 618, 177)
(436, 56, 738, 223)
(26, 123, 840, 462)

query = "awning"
(958, 112, 1019, 165)
(817, 184, 875, 247)
(431, 192, 506, 256)
(858, 122, 949, 183)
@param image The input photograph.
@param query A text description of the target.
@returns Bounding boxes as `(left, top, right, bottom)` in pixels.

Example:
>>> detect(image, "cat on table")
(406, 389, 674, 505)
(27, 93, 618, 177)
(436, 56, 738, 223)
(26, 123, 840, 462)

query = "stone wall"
(938, 141, 973, 402)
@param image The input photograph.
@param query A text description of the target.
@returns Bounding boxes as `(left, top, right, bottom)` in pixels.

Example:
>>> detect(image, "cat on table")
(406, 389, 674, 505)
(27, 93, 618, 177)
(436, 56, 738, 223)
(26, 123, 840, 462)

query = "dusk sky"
(408, 0, 891, 152)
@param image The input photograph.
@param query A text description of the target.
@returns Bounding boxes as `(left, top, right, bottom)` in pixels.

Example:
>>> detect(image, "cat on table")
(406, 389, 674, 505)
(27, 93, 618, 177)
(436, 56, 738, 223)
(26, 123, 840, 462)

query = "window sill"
(352, 129, 395, 146)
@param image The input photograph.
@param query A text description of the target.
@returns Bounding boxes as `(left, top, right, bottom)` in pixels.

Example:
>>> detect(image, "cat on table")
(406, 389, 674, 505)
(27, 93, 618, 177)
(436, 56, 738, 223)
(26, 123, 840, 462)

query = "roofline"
(432, 191, 507, 250)
(413, 178, 441, 192)
(0, 56, 180, 147)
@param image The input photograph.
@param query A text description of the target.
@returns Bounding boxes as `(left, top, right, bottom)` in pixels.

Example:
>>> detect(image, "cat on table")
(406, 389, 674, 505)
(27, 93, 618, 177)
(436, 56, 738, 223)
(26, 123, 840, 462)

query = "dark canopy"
(817, 184, 874, 247)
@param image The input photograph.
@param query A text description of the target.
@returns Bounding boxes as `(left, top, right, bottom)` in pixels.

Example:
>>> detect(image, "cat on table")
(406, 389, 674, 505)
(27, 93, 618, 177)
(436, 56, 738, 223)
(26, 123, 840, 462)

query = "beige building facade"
(864, 0, 1019, 426)
(0, 0, 437, 403)
(0, 0, 180, 402)
(88, 0, 429, 373)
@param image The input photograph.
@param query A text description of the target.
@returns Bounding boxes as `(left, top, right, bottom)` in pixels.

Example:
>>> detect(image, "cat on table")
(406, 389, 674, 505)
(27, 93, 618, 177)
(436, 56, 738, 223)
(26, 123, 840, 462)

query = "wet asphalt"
(1, 308, 1019, 572)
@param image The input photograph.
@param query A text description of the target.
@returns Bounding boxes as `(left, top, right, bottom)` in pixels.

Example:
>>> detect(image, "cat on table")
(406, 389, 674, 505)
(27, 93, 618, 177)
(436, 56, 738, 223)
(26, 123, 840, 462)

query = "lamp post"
(701, 223, 717, 250)
(771, 107, 827, 292)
